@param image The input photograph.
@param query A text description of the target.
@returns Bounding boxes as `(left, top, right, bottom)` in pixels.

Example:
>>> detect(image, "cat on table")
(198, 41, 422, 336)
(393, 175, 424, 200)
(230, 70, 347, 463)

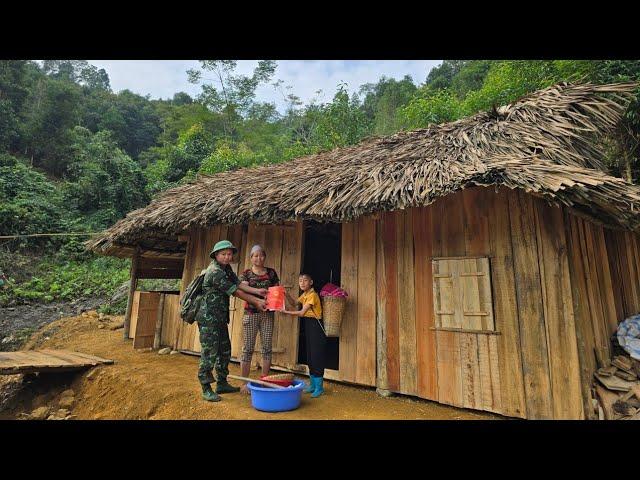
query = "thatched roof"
(89, 82, 640, 257)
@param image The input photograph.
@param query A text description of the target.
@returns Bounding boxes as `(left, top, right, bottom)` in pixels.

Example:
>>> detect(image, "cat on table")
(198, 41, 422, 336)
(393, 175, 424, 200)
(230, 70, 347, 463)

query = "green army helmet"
(209, 240, 238, 258)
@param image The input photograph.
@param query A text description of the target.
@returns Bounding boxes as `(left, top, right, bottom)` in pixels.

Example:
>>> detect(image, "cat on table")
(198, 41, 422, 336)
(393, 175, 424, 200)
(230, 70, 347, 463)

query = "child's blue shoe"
(304, 376, 316, 394)
(311, 376, 324, 398)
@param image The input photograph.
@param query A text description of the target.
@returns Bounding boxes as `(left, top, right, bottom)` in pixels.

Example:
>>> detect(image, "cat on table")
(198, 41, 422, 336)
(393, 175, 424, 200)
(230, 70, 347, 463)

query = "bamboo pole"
(123, 249, 140, 340)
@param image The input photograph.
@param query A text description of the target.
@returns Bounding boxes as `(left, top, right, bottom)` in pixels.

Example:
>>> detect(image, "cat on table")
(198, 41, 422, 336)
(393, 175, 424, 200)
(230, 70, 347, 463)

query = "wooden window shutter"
(431, 257, 495, 332)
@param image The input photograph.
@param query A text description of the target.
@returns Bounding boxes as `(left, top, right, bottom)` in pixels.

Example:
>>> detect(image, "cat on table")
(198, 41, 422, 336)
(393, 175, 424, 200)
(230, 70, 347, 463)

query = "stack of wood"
(594, 354, 640, 420)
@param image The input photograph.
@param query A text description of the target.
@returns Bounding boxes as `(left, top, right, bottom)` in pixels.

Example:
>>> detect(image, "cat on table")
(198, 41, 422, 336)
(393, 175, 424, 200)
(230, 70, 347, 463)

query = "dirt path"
(1, 313, 501, 420)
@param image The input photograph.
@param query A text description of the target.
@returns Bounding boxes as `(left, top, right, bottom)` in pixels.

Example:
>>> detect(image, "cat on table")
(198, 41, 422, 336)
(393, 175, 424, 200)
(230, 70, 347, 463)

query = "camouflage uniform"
(195, 259, 239, 385)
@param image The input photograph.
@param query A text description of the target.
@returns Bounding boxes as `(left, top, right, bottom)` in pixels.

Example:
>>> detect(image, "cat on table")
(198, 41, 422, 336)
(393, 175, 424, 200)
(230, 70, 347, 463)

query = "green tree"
(21, 76, 81, 175)
(310, 84, 372, 149)
(359, 75, 417, 135)
(65, 127, 148, 227)
(187, 60, 277, 140)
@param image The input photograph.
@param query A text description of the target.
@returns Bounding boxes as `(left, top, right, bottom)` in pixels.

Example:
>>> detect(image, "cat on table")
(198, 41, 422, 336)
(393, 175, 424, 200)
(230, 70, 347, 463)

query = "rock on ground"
(158, 348, 171, 355)
(30, 406, 50, 420)
(59, 396, 74, 409)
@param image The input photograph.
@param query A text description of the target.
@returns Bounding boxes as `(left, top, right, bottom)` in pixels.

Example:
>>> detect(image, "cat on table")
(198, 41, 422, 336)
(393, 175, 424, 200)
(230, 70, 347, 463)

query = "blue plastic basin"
(247, 379, 305, 412)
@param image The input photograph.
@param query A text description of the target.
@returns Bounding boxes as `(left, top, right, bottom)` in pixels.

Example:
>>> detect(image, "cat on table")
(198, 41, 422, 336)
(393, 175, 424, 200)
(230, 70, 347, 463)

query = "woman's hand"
(254, 298, 267, 312)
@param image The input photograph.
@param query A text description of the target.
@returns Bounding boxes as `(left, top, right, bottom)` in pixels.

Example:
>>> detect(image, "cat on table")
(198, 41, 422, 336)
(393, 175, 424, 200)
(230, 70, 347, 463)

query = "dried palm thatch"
(89, 82, 640, 256)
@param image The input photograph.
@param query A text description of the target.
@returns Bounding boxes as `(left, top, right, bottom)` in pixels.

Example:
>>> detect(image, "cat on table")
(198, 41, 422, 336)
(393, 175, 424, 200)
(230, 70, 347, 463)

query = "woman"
(238, 245, 280, 393)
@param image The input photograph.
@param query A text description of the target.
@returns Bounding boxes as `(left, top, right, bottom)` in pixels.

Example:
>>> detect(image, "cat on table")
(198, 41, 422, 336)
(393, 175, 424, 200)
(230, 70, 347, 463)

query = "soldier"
(196, 240, 268, 402)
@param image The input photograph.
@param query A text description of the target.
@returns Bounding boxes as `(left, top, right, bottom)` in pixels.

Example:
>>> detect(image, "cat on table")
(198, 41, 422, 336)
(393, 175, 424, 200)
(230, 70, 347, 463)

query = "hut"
(88, 82, 640, 419)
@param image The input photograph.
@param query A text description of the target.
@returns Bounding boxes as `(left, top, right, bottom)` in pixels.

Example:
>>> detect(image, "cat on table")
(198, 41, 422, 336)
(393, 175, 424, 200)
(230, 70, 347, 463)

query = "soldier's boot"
(201, 383, 221, 402)
(215, 379, 240, 394)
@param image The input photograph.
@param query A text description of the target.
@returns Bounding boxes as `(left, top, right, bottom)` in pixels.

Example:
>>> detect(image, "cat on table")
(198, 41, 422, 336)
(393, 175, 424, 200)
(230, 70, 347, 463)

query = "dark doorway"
(298, 221, 341, 370)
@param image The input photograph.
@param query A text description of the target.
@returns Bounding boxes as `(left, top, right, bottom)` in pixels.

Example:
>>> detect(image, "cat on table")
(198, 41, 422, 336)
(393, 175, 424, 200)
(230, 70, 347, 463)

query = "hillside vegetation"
(1, 60, 639, 314)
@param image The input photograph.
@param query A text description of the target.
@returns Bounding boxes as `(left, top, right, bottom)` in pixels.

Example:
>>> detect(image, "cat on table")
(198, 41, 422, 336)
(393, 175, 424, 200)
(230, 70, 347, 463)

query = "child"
(281, 273, 325, 398)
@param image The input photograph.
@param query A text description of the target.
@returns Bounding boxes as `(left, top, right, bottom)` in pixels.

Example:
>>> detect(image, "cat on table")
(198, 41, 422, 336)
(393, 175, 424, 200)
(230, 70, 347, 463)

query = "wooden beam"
(123, 249, 140, 340)
(153, 294, 166, 350)
(136, 269, 184, 279)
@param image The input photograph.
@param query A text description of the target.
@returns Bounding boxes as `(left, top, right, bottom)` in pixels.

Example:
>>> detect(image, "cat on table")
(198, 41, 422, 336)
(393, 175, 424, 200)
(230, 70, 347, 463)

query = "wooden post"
(153, 294, 166, 350)
(123, 249, 140, 340)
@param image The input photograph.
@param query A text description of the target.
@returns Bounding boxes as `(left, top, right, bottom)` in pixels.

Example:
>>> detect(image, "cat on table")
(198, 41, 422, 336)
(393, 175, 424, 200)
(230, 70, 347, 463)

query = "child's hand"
(257, 288, 268, 297)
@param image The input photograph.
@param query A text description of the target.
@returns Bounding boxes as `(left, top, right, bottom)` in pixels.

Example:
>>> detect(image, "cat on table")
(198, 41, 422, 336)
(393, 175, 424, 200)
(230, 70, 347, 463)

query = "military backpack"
(179, 267, 209, 324)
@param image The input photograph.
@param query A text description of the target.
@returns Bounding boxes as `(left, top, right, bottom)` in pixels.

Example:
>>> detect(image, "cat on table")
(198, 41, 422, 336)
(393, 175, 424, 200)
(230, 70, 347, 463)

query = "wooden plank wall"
(132, 292, 161, 349)
(160, 294, 181, 349)
(378, 190, 507, 414)
(378, 187, 590, 418)
(604, 229, 640, 321)
(339, 216, 377, 386)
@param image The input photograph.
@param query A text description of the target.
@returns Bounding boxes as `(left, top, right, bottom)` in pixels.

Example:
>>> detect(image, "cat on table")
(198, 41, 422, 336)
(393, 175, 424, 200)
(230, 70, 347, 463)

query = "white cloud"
(87, 60, 442, 112)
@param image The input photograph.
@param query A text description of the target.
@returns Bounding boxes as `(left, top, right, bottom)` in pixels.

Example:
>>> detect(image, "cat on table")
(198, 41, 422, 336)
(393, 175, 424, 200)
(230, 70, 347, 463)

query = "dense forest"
(1, 59, 639, 312)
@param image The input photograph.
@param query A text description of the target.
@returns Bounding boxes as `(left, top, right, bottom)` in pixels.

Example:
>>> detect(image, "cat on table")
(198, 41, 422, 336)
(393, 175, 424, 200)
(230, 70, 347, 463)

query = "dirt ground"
(0, 312, 502, 420)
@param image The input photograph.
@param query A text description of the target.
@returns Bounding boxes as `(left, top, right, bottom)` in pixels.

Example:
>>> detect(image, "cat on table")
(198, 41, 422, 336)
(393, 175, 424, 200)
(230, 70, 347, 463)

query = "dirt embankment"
(0, 296, 107, 351)
(0, 312, 501, 420)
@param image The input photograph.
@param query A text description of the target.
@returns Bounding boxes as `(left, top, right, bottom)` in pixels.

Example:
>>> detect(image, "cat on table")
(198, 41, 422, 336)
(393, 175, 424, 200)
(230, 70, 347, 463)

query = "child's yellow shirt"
(298, 288, 322, 319)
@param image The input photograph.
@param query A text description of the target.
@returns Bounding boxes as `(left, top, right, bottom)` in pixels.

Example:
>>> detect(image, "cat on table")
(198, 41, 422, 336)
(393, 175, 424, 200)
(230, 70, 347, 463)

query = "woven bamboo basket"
(321, 296, 346, 337)
(261, 373, 294, 382)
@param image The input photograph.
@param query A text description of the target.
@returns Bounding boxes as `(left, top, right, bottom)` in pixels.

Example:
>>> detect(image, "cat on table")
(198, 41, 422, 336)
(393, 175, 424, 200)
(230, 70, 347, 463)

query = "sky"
(87, 60, 442, 112)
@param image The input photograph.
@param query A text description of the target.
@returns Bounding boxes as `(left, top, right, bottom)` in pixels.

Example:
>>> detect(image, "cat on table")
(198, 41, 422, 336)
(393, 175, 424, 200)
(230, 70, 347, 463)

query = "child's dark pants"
(304, 316, 326, 376)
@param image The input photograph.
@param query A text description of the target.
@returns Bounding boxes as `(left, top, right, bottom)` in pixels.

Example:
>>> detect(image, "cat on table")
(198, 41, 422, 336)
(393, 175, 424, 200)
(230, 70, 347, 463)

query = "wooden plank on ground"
(356, 216, 377, 386)
(412, 205, 437, 400)
(0, 350, 113, 374)
(508, 190, 553, 419)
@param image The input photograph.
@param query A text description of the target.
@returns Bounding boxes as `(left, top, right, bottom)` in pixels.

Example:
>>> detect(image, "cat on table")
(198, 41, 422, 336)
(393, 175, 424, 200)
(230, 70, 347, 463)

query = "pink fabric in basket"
(319, 283, 348, 298)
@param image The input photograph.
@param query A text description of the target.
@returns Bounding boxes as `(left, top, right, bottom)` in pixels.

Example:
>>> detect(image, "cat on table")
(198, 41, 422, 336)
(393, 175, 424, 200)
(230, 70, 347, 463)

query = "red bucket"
(265, 286, 285, 311)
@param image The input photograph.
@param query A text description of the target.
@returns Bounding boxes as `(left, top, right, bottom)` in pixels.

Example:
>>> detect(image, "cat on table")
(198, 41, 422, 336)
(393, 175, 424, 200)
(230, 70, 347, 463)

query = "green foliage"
(64, 127, 148, 226)
(21, 77, 81, 175)
(0, 255, 129, 307)
(310, 84, 372, 149)
(165, 123, 216, 181)
(360, 75, 417, 135)
(0, 155, 67, 243)
(400, 88, 463, 129)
